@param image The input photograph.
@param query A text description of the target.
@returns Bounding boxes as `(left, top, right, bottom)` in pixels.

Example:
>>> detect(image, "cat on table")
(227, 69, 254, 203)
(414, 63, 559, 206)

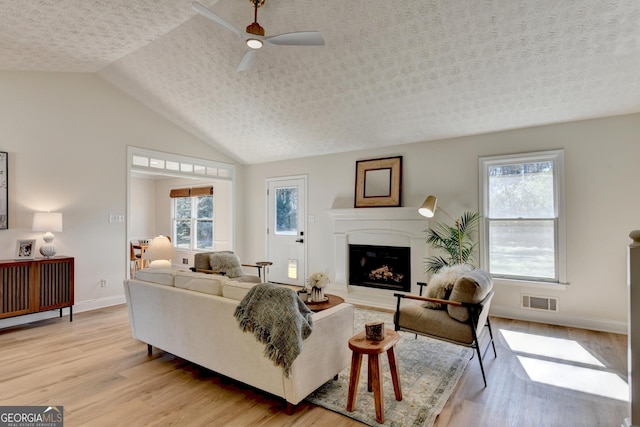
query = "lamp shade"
(32, 212, 63, 232)
(142, 235, 176, 268)
(418, 195, 437, 218)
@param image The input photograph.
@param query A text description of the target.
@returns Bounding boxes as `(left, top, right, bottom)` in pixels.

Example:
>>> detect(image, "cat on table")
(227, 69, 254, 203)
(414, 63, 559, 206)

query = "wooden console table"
(0, 256, 74, 322)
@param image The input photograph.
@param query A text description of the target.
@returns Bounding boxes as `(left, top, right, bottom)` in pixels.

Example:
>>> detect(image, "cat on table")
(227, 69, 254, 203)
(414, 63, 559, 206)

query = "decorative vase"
(365, 321, 385, 341)
(310, 286, 325, 302)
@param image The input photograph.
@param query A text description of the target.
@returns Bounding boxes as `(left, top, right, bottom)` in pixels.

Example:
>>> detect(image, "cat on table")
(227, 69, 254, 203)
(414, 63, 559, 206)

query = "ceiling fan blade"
(264, 31, 325, 46)
(237, 50, 257, 72)
(192, 1, 246, 40)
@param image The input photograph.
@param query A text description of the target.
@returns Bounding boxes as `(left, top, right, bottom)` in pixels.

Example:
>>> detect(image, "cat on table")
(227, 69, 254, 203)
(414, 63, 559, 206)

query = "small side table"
(255, 261, 273, 282)
(346, 328, 402, 424)
(305, 294, 345, 312)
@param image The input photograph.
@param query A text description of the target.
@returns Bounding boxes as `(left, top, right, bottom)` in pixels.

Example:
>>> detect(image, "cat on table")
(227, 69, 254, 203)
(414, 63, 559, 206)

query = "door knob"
(295, 238, 304, 243)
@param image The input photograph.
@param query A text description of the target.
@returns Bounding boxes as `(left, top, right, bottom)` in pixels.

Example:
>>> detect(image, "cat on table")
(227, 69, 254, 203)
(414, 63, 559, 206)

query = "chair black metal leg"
(475, 343, 488, 387)
(486, 316, 497, 357)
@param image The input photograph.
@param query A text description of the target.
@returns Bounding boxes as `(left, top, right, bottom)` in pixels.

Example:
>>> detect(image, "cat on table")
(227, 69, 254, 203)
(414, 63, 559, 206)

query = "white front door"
(266, 176, 306, 286)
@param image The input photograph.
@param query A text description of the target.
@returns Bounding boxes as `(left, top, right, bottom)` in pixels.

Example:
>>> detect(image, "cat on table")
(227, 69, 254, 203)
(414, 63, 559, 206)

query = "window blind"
(169, 186, 213, 198)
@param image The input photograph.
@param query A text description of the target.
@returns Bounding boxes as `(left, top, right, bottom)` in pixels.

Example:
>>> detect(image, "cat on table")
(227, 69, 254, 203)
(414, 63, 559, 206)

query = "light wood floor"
(0, 305, 628, 426)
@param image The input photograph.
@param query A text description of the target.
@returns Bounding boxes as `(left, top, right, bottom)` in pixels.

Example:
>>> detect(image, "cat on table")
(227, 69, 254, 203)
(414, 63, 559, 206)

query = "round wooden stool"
(346, 328, 402, 423)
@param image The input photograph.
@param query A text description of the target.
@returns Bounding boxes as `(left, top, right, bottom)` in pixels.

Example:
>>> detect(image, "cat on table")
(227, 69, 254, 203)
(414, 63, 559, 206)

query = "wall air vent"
(522, 294, 559, 312)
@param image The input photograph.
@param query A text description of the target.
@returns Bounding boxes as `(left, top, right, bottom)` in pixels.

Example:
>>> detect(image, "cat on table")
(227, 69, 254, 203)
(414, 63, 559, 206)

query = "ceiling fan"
(192, 0, 325, 72)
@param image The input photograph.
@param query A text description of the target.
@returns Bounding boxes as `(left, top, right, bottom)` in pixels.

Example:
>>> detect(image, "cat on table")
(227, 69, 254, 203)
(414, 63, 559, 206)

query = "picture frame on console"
(15, 239, 36, 259)
(355, 156, 402, 208)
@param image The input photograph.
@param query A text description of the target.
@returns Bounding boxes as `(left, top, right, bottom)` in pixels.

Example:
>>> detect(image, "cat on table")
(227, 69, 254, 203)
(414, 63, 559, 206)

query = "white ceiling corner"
(2, 0, 640, 164)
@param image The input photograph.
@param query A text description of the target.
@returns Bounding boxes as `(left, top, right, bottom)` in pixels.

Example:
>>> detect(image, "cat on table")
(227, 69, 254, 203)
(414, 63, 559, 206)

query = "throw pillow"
(448, 268, 493, 322)
(209, 251, 244, 278)
(422, 264, 474, 309)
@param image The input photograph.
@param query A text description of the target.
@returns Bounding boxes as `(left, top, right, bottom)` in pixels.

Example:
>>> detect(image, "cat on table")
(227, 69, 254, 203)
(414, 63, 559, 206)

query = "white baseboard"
(0, 295, 126, 330)
(491, 304, 627, 335)
(74, 295, 126, 313)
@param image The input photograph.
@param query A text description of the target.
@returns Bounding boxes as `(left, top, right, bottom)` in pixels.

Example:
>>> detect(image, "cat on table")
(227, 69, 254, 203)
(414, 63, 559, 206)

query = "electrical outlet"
(182, 258, 189, 265)
(100, 279, 107, 287)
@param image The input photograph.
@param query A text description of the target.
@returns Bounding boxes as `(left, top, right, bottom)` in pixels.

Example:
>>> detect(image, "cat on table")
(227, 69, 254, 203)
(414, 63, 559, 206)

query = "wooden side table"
(255, 261, 272, 282)
(305, 293, 345, 312)
(346, 328, 402, 423)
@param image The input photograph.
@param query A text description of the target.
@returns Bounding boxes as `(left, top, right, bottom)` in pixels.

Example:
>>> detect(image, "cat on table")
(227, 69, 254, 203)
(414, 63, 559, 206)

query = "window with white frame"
(479, 150, 565, 283)
(171, 186, 214, 251)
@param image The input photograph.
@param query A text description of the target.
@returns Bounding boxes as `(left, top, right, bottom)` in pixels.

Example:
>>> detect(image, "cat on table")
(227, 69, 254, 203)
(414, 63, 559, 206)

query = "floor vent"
(522, 294, 558, 312)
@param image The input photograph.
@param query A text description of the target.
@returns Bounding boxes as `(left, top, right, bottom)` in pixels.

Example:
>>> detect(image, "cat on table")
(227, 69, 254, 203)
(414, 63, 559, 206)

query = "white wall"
(130, 176, 156, 240)
(242, 113, 640, 333)
(0, 71, 234, 327)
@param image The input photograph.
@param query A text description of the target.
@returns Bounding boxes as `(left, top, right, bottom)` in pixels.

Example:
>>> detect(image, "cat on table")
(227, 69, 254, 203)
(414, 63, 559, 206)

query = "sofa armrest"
(285, 302, 355, 404)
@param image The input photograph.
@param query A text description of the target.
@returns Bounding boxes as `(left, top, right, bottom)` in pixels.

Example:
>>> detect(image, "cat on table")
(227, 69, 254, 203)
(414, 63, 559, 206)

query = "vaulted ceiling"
(2, 0, 640, 164)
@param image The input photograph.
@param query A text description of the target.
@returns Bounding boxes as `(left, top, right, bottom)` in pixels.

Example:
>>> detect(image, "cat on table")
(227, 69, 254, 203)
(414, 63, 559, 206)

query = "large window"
(171, 186, 214, 251)
(479, 150, 565, 283)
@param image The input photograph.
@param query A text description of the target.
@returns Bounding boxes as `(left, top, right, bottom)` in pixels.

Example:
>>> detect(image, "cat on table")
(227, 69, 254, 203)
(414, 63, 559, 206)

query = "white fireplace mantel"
(327, 207, 424, 221)
(327, 207, 428, 309)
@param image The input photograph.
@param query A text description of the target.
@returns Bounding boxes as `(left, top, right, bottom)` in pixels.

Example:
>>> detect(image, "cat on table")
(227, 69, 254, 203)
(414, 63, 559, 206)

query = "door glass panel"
(275, 186, 298, 235)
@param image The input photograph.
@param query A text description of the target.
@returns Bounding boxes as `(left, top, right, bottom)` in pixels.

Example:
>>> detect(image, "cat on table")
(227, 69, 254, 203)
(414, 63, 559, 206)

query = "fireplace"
(349, 244, 411, 292)
(327, 207, 426, 309)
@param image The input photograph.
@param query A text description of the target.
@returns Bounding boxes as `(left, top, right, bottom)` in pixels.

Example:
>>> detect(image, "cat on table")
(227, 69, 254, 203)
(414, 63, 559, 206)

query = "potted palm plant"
(424, 211, 480, 273)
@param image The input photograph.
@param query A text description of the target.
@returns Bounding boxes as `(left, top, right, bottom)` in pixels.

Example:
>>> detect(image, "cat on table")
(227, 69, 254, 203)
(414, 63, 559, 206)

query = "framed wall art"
(354, 156, 402, 208)
(15, 239, 36, 259)
(0, 152, 6, 230)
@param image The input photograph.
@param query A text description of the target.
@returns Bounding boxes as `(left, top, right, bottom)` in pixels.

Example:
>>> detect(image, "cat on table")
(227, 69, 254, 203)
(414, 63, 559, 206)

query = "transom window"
(479, 150, 566, 283)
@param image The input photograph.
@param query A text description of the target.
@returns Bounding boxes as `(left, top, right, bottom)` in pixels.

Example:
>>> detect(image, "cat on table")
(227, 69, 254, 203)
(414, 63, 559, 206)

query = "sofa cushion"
(174, 271, 228, 295)
(209, 252, 244, 278)
(134, 268, 177, 286)
(233, 274, 262, 283)
(447, 269, 493, 322)
(223, 281, 259, 301)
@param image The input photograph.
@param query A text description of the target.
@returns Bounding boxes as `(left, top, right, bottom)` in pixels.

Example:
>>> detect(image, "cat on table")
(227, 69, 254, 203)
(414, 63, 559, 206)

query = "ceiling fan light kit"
(246, 38, 263, 49)
(193, 0, 325, 71)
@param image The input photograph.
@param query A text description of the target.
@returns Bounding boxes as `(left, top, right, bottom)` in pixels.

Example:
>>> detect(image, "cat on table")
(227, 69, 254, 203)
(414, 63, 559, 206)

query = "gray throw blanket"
(234, 284, 313, 377)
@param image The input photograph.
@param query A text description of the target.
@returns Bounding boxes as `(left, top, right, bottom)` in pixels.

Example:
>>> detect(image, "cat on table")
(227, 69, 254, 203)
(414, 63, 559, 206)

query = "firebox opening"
(348, 244, 411, 292)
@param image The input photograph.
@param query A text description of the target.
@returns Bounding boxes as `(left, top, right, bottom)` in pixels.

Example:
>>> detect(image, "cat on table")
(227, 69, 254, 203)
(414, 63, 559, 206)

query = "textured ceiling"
(2, 0, 640, 164)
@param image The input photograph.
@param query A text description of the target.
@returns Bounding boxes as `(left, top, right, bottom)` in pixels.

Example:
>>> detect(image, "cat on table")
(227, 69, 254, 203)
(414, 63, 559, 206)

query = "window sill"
(494, 277, 569, 291)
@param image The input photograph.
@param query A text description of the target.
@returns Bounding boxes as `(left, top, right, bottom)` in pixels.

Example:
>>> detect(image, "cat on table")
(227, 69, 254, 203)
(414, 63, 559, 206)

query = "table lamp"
(32, 212, 63, 257)
(142, 235, 176, 268)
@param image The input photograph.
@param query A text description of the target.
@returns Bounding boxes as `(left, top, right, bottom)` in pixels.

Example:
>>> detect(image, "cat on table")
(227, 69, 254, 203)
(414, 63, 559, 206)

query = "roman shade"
(169, 186, 213, 198)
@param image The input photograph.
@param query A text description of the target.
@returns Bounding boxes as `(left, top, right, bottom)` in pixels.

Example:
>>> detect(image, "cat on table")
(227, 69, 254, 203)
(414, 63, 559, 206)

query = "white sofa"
(123, 268, 354, 410)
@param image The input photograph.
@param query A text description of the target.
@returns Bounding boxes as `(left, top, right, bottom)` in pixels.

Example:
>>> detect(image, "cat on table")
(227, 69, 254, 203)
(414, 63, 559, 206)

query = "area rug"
(305, 308, 472, 426)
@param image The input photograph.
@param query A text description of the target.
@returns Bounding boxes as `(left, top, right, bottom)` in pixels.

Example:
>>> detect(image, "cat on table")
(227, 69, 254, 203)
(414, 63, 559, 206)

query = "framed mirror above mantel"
(354, 156, 402, 208)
